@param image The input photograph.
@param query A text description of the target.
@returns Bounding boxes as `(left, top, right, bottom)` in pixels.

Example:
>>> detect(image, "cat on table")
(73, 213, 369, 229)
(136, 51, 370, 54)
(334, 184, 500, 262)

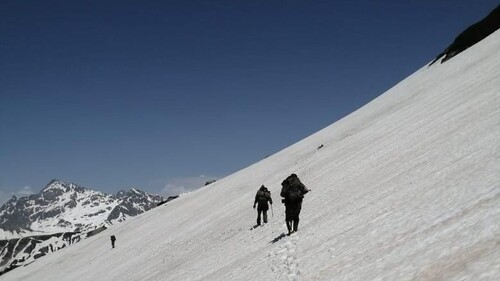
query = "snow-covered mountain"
(0, 179, 165, 275)
(3, 22, 500, 281)
(0, 179, 164, 239)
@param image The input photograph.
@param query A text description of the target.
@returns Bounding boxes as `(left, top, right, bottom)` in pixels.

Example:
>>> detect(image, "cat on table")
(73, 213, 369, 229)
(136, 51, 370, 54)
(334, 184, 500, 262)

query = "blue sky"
(1, 0, 498, 203)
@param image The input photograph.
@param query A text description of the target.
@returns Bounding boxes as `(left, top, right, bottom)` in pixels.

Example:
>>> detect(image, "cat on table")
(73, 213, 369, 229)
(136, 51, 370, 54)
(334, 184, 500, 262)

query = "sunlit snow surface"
(4, 31, 500, 281)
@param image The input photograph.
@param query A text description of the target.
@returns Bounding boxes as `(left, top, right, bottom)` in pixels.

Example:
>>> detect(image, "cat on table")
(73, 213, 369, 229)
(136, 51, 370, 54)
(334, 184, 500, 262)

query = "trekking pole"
(271, 204, 274, 217)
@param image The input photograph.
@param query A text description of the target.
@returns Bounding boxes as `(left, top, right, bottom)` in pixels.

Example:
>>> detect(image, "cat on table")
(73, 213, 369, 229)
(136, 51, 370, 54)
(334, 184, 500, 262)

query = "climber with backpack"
(253, 185, 273, 226)
(280, 174, 310, 235)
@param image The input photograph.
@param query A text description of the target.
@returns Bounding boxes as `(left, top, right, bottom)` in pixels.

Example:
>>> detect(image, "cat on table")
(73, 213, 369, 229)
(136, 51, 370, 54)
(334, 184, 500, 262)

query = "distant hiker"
(253, 185, 273, 226)
(280, 174, 310, 235)
(317, 144, 324, 150)
(110, 235, 116, 248)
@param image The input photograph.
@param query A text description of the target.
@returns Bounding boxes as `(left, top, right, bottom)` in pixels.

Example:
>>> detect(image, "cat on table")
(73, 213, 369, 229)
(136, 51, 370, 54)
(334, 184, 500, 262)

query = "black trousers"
(285, 202, 301, 233)
(285, 203, 301, 221)
(257, 209, 268, 225)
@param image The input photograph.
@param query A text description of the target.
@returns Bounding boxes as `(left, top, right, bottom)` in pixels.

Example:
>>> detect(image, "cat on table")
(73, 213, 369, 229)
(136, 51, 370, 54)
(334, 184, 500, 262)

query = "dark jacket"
(280, 174, 309, 205)
(254, 186, 272, 211)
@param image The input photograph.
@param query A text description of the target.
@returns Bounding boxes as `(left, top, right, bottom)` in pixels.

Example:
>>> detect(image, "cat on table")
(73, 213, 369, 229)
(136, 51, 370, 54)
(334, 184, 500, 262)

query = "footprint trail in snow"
(268, 234, 301, 281)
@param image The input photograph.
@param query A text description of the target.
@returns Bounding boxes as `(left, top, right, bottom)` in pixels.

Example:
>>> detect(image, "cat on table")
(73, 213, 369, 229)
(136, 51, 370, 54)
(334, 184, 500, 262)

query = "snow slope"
(3, 30, 500, 281)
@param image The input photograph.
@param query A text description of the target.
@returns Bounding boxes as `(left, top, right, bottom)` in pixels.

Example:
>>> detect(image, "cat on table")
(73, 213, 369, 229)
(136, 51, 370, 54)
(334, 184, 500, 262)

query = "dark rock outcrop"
(430, 5, 500, 65)
(157, 196, 179, 207)
(205, 180, 217, 186)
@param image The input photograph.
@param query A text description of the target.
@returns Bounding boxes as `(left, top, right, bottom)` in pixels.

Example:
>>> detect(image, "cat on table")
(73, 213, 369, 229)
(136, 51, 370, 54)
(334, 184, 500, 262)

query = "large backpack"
(286, 187, 303, 203)
(256, 190, 269, 204)
(284, 175, 305, 203)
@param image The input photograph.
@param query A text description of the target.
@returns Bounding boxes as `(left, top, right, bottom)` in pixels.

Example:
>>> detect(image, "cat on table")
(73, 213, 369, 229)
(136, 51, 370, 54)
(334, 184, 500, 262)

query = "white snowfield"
(4, 31, 500, 281)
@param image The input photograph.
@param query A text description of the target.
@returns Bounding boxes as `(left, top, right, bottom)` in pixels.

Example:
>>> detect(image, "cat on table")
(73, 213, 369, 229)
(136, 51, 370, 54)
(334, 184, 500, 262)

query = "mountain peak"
(43, 179, 65, 190)
(129, 187, 145, 195)
(42, 180, 88, 195)
(116, 188, 146, 198)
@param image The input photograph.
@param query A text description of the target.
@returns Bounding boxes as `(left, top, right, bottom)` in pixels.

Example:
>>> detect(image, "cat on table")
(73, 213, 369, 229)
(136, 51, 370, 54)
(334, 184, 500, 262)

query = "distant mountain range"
(0, 179, 167, 275)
